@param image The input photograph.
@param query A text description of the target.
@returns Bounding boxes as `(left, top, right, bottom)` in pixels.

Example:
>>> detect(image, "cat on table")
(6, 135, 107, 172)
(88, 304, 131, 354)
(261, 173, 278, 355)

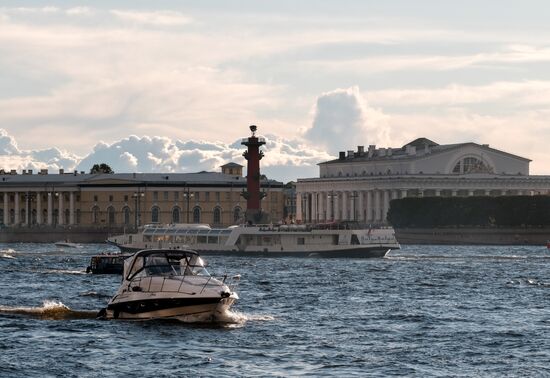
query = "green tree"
(90, 163, 114, 174)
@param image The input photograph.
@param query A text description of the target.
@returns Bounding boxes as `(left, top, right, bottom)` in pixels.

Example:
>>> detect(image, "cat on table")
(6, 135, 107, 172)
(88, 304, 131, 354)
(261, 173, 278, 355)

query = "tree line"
(387, 196, 550, 228)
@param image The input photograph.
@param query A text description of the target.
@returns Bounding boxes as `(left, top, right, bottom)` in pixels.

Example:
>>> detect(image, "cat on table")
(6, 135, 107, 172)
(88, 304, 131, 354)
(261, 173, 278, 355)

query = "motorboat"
(86, 252, 133, 274)
(107, 222, 400, 258)
(97, 249, 239, 322)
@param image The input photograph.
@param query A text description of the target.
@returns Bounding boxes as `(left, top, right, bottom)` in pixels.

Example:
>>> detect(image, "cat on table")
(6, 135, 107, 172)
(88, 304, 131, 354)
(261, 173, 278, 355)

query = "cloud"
(304, 87, 390, 154)
(110, 10, 192, 26)
(0, 129, 80, 172)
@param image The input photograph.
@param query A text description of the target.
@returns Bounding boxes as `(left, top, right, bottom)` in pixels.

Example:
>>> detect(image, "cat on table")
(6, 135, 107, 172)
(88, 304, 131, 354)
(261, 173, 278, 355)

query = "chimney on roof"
(347, 150, 354, 158)
(39, 169, 48, 175)
(368, 145, 376, 158)
(339, 151, 345, 160)
(28, 169, 33, 174)
(378, 148, 386, 157)
(59, 169, 64, 174)
(22, 169, 26, 174)
(10, 169, 16, 175)
(357, 146, 364, 156)
(388, 148, 393, 157)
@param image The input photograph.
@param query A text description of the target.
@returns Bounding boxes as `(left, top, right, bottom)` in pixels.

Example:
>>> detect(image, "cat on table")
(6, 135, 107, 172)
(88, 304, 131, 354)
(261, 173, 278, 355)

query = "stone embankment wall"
(396, 227, 550, 245)
(0, 226, 129, 243)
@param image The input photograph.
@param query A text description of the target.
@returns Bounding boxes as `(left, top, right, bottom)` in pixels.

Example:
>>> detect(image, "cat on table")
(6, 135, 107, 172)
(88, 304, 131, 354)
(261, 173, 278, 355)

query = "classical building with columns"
(0, 164, 284, 231)
(296, 138, 550, 224)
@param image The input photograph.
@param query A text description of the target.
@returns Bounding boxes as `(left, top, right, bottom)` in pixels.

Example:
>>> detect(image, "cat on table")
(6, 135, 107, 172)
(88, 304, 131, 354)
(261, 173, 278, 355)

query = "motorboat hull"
(102, 297, 236, 321)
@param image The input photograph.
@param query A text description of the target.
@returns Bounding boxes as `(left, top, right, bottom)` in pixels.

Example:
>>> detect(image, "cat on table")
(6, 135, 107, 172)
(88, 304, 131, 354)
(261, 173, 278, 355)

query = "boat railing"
(128, 272, 235, 295)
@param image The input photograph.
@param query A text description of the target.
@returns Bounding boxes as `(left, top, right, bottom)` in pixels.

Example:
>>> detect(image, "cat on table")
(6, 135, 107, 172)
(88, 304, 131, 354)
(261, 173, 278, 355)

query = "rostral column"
(241, 125, 267, 223)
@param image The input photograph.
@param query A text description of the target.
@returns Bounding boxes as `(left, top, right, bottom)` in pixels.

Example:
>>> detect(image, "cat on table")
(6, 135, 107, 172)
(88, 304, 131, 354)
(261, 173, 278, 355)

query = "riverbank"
(0, 226, 127, 243)
(396, 227, 550, 245)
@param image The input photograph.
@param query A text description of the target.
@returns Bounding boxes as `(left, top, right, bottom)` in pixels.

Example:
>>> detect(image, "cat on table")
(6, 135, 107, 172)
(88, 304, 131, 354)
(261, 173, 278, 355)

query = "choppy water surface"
(1, 243, 550, 377)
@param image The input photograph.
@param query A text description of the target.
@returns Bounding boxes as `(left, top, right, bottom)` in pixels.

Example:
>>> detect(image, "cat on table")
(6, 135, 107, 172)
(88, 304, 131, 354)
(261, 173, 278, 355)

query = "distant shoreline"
(395, 227, 550, 246)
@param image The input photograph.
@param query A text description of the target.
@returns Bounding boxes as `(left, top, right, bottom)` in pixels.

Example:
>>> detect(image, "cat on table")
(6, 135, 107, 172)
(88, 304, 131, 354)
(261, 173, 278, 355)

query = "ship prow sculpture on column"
(241, 125, 270, 225)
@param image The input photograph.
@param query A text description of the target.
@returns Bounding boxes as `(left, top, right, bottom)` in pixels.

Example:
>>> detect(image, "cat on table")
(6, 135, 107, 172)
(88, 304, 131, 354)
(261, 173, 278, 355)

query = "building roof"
(220, 162, 244, 168)
(321, 138, 531, 165)
(0, 171, 283, 188)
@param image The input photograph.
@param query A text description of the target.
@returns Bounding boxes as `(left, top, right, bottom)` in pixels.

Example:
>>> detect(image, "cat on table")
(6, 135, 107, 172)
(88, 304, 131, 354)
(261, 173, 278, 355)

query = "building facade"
(0, 166, 284, 230)
(296, 138, 550, 224)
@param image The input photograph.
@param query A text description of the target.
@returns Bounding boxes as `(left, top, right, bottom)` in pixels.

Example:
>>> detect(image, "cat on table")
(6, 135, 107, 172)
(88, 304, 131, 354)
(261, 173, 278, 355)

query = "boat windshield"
(126, 251, 210, 280)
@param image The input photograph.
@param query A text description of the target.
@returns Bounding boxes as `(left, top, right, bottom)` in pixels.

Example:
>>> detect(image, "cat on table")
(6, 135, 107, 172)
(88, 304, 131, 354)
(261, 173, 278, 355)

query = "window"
(164, 191, 168, 201)
(124, 195, 128, 202)
(76, 209, 81, 224)
(174, 192, 179, 201)
(205, 192, 210, 201)
(76, 195, 80, 202)
(215, 192, 220, 202)
(65, 209, 70, 224)
(109, 195, 113, 202)
(194, 192, 200, 201)
(107, 206, 115, 225)
(153, 191, 158, 201)
(452, 157, 493, 174)
(172, 207, 181, 223)
(213, 207, 221, 225)
(193, 207, 201, 223)
(93, 195, 98, 202)
(151, 206, 160, 223)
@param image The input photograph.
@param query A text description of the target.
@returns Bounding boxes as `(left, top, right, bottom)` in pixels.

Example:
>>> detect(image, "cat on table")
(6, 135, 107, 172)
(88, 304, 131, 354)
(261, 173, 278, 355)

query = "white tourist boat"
(97, 249, 239, 321)
(107, 222, 400, 258)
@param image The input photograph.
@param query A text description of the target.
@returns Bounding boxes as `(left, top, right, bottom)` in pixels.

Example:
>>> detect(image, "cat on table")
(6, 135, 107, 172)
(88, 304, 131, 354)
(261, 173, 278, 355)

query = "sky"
(1, 1, 550, 182)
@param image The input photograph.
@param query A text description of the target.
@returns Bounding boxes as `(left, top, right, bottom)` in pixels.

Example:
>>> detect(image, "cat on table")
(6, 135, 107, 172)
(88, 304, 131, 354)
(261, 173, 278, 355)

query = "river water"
(1, 243, 550, 377)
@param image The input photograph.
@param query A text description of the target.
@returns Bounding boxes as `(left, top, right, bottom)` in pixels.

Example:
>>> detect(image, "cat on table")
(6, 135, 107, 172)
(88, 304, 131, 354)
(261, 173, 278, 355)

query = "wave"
(79, 291, 112, 299)
(41, 269, 88, 275)
(1, 254, 16, 259)
(0, 300, 97, 320)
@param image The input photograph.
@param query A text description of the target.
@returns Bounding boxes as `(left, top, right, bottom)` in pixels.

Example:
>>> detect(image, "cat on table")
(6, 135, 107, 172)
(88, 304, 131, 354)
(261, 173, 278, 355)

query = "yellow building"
(0, 164, 285, 232)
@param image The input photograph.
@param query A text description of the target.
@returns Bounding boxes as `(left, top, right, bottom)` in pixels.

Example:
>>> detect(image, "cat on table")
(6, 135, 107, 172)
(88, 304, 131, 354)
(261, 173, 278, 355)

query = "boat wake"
(0, 248, 17, 259)
(0, 300, 97, 320)
(215, 309, 275, 327)
(41, 269, 88, 275)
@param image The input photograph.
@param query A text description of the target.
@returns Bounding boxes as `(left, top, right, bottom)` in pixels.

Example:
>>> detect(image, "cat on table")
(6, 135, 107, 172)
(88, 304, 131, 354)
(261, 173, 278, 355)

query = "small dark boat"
(86, 253, 133, 274)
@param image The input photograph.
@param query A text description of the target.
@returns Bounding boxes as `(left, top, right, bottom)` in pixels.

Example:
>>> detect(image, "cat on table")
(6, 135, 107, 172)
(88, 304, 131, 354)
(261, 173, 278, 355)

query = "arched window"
(123, 207, 131, 225)
(9, 209, 15, 224)
(42, 209, 47, 224)
(172, 207, 181, 224)
(31, 209, 37, 225)
(213, 207, 221, 225)
(107, 206, 115, 225)
(233, 207, 242, 224)
(151, 206, 160, 223)
(20, 209, 26, 224)
(53, 209, 59, 225)
(192, 207, 201, 223)
(65, 209, 70, 225)
(452, 157, 493, 174)
(91, 206, 99, 224)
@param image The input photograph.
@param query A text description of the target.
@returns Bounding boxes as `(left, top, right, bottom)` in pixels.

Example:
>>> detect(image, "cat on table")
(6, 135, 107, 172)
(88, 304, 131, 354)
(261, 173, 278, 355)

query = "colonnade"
(296, 188, 529, 224)
(0, 191, 76, 226)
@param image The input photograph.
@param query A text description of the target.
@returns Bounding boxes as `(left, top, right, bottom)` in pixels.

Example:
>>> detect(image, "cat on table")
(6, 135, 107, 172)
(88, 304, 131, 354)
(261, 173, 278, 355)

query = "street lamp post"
(183, 188, 194, 223)
(132, 190, 144, 229)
